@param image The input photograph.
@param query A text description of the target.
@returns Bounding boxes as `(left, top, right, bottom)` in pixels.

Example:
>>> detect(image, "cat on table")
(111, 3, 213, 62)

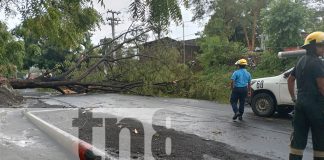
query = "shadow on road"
(272, 113, 293, 120)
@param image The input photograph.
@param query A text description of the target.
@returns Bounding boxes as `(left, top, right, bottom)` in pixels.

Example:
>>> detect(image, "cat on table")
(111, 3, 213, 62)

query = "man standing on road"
(230, 59, 252, 121)
(288, 31, 324, 160)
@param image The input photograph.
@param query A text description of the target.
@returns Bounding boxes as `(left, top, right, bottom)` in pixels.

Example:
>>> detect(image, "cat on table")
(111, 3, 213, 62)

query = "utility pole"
(107, 10, 121, 40)
(183, 22, 186, 64)
(106, 10, 121, 59)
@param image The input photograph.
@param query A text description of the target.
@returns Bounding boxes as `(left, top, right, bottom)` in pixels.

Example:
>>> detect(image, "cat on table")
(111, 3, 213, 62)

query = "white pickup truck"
(248, 68, 295, 117)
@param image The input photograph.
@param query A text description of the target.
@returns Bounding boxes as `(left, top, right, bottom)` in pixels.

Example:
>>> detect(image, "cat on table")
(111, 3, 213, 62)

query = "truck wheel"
(277, 106, 294, 115)
(251, 93, 275, 117)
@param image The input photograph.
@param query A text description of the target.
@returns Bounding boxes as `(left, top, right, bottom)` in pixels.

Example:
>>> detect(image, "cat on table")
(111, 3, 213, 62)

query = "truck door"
(279, 69, 295, 105)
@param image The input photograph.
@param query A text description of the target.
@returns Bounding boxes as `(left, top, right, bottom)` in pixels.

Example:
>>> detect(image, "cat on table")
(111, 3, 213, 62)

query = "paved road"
(0, 92, 315, 159)
(40, 93, 314, 160)
(0, 107, 77, 160)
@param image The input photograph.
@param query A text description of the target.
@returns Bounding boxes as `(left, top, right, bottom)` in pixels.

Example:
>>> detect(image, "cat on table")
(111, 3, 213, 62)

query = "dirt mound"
(0, 82, 23, 107)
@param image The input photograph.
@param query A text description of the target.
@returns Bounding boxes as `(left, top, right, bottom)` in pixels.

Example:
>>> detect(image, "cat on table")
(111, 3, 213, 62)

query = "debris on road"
(0, 81, 23, 107)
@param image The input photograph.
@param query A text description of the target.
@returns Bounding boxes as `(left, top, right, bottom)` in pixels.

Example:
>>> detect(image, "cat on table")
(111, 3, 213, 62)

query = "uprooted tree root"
(0, 82, 23, 107)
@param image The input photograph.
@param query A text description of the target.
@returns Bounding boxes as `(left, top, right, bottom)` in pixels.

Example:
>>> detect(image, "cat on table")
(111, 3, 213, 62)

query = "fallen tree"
(7, 25, 189, 95)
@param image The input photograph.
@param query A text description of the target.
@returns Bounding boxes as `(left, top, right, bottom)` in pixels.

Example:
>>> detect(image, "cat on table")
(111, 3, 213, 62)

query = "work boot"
(232, 112, 240, 120)
(238, 115, 243, 121)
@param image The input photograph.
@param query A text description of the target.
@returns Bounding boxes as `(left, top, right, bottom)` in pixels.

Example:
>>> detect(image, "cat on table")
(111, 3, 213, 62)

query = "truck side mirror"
(283, 72, 291, 79)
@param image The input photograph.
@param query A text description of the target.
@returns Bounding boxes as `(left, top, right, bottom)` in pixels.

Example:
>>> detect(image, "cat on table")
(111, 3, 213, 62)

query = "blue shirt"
(231, 69, 252, 88)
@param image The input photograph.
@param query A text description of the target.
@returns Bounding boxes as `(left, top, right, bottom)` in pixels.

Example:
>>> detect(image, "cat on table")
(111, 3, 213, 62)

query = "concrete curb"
(23, 109, 116, 160)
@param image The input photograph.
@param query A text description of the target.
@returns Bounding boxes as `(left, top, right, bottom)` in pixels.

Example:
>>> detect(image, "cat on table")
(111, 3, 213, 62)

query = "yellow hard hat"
(235, 59, 248, 65)
(302, 31, 324, 49)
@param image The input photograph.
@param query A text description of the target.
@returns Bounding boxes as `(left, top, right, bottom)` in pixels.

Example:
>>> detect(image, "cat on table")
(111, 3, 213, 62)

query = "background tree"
(203, 0, 242, 39)
(191, 0, 268, 51)
(11, 0, 101, 70)
(239, 0, 268, 51)
(0, 22, 24, 77)
(130, 0, 187, 39)
(300, 0, 324, 31)
(261, 0, 311, 52)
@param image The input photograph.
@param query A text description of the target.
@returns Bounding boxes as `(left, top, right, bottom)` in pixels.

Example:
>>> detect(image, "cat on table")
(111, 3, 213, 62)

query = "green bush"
(183, 36, 248, 103)
(198, 36, 247, 68)
(255, 51, 297, 76)
(186, 67, 234, 103)
(120, 45, 191, 96)
(182, 51, 298, 103)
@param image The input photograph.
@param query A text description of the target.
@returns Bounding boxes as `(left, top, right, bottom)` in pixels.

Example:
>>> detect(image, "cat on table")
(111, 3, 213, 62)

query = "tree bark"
(251, 9, 259, 52)
(243, 27, 252, 51)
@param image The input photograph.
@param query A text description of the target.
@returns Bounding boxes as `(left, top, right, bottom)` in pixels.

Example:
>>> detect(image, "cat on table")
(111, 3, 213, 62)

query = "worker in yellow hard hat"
(288, 31, 324, 160)
(230, 59, 252, 121)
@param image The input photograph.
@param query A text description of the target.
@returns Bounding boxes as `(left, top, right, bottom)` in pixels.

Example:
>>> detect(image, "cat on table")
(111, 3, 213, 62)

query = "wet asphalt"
(0, 90, 315, 160)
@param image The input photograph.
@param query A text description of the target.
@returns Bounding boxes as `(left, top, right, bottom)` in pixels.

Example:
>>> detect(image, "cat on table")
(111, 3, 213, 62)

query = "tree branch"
(75, 29, 150, 81)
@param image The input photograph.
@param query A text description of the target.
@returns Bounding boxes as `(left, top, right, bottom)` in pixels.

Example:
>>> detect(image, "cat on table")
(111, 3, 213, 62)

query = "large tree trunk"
(251, 8, 259, 52)
(9, 78, 181, 94)
(243, 27, 252, 51)
(9, 79, 131, 94)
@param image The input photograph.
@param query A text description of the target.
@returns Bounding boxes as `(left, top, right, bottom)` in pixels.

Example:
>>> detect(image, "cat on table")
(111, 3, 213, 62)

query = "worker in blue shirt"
(230, 59, 252, 121)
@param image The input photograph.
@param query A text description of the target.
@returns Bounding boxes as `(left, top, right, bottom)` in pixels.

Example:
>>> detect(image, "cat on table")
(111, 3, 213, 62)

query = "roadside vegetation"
(168, 0, 313, 103)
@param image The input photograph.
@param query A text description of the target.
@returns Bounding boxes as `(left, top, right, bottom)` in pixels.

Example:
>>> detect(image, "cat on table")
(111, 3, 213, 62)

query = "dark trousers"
(230, 87, 248, 115)
(289, 96, 324, 160)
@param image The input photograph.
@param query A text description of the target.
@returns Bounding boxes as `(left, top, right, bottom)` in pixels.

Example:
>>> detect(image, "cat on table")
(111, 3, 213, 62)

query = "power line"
(174, 33, 198, 40)
(106, 10, 122, 59)
(183, 22, 185, 63)
(107, 10, 121, 39)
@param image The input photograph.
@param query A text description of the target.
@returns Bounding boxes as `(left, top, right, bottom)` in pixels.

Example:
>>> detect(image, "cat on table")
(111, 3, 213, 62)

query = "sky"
(0, 0, 209, 45)
(91, 0, 209, 44)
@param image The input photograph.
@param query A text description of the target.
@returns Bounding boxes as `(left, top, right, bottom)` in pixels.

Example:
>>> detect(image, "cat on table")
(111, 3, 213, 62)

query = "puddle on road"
(0, 110, 8, 123)
(0, 130, 36, 147)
